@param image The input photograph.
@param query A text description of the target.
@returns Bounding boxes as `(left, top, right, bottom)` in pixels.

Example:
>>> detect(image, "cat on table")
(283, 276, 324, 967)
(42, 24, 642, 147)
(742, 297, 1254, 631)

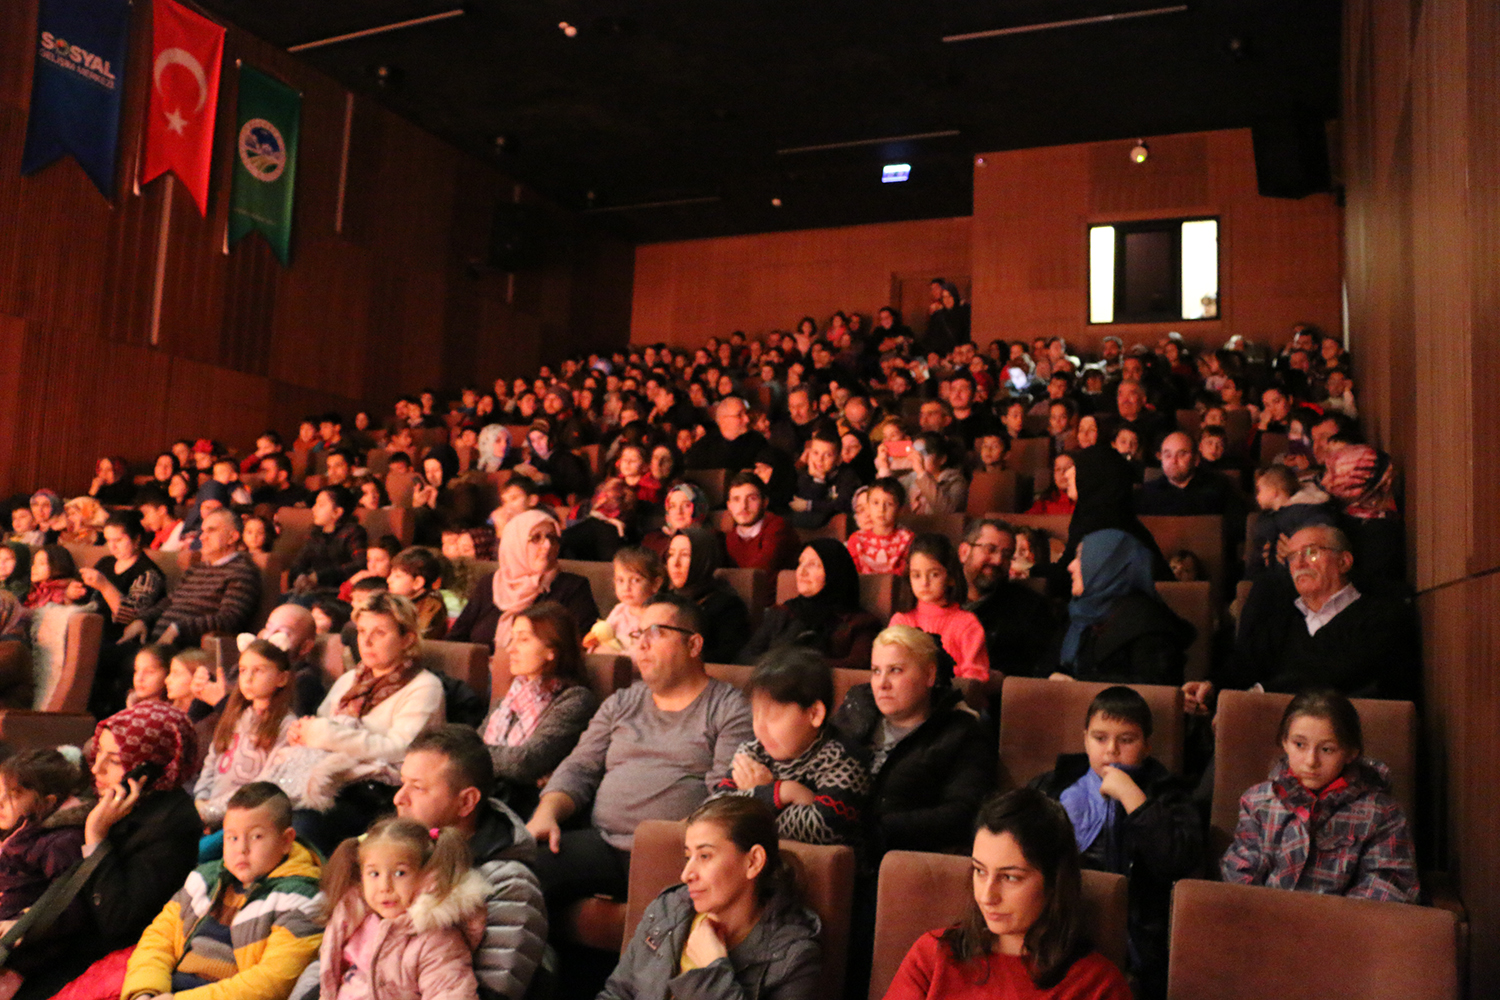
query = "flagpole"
(149, 174, 175, 346)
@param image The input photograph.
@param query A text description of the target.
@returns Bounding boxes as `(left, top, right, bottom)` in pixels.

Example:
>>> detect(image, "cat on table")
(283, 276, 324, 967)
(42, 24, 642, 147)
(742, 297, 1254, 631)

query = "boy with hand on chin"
(1028, 686, 1201, 1000)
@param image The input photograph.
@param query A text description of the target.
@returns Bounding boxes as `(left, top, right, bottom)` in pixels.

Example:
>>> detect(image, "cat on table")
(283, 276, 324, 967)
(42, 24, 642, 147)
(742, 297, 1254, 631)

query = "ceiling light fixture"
(1130, 140, 1150, 164)
(777, 130, 959, 156)
(288, 8, 465, 53)
(558, 21, 578, 37)
(882, 163, 911, 183)
(942, 4, 1187, 44)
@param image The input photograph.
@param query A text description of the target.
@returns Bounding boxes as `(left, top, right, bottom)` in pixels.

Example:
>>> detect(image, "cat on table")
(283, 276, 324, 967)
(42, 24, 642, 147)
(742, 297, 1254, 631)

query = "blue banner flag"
(21, 0, 133, 199)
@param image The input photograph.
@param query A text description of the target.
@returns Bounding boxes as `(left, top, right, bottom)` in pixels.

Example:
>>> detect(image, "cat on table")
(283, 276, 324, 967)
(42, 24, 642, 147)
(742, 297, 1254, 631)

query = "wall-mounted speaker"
(489, 202, 546, 271)
(1252, 113, 1333, 199)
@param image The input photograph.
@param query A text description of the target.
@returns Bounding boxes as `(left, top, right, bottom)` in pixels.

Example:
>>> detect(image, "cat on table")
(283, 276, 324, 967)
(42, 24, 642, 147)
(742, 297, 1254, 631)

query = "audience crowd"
(0, 298, 1426, 1000)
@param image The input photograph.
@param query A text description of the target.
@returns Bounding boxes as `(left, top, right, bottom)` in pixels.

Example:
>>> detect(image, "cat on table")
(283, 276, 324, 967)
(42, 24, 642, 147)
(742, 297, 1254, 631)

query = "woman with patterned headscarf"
(642, 481, 712, 559)
(560, 478, 640, 562)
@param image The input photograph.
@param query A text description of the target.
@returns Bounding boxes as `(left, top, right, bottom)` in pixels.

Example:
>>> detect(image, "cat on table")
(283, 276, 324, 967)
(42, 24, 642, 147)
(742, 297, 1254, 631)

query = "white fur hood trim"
(408, 869, 490, 934)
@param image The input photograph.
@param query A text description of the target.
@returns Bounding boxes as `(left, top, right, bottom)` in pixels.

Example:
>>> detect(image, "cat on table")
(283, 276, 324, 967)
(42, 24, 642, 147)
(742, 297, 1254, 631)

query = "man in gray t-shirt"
(526, 594, 753, 909)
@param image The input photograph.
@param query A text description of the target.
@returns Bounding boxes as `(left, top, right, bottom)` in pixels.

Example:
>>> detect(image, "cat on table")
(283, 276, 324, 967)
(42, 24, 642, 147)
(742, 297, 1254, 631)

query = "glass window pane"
(1089, 226, 1115, 324)
(1181, 219, 1219, 319)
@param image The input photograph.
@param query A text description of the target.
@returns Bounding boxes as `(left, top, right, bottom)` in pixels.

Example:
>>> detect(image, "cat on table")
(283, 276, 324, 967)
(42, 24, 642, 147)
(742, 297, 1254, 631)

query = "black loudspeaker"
(488, 202, 545, 270)
(1251, 114, 1333, 199)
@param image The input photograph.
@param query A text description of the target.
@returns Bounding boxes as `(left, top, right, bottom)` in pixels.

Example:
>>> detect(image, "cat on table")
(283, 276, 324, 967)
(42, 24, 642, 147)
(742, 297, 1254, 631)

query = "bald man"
(1135, 431, 1241, 518)
(259, 602, 326, 715)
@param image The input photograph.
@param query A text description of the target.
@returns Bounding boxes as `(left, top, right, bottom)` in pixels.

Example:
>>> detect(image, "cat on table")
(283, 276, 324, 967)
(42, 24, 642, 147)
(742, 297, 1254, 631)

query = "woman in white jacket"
(289, 591, 446, 852)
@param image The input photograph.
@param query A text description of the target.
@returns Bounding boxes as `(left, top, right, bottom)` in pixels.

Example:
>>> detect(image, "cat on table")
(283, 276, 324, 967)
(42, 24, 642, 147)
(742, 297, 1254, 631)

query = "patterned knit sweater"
(716, 732, 870, 845)
(140, 553, 262, 646)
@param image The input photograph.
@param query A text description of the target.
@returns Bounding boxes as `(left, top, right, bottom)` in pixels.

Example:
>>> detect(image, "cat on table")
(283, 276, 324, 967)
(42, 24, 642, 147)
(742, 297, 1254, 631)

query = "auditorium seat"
(998, 676, 1185, 790)
(1257, 432, 1289, 467)
(776, 568, 912, 620)
(0, 612, 102, 751)
(796, 513, 847, 543)
(581, 652, 634, 703)
(1209, 689, 1417, 861)
(273, 507, 316, 558)
(901, 512, 966, 544)
(1155, 580, 1214, 681)
(1166, 879, 1457, 1000)
(625, 819, 855, 998)
(713, 566, 773, 626)
(682, 468, 727, 509)
(1007, 437, 1053, 480)
(966, 469, 1024, 517)
(320, 633, 490, 702)
(557, 558, 619, 615)
(357, 506, 414, 546)
(1140, 514, 1224, 597)
(868, 851, 1128, 999)
(577, 443, 600, 476)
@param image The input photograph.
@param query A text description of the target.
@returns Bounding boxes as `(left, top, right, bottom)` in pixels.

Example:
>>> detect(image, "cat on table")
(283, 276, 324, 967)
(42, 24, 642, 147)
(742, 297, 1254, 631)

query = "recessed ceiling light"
(882, 163, 912, 183)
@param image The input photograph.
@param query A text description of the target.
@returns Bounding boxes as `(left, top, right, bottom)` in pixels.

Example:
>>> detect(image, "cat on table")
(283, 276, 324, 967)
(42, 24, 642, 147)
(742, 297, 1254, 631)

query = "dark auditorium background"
(1, 0, 1497, 994)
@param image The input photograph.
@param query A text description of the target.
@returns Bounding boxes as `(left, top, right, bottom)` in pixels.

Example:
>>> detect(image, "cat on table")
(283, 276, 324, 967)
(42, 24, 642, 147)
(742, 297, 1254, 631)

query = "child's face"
(0, 774, 42, 831)
(977, 436, 1004, 468)
(1255, 479, 1285, 511)
(1282, 713, 1359, 791)
(440, 532, 463, 560)
(132, 653, 168, 700)
(1169, 557, 1198, 583)
(367, 547, 392, 577)
(310, 607, 334, 634)
(222, 803, 295, 887)
(617, 448, 643, 478)
(165, 660, 195, 703)
(613, 565, 656, 608)
(361, 840, 423, 919)
(11, 508, 34, 533)
(239, 649, 288, 704)
(500, 484, 532, 516)
(386, 566, 423, 598)
(750, 690, 824, 762)
(1085, 713, 1150, 777)
(1198, 434, 1225, 463)
(1112, 428, 1139, 459)
(806, 440, 838, 480)
(0, 549, 14, 580)
(852, 493, 872, 533)
(242, 518, 268, 552)
(908, 552, 949, 605)
(30, 551, 50, 583)
(866, 488, 898, 534)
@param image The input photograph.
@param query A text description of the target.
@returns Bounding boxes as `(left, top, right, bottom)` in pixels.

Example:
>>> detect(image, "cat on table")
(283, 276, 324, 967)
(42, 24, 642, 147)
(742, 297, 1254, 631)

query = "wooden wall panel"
(970, 129, 1344, 356)
(631, 217, 972, 348)
(0, 0, 632, 497)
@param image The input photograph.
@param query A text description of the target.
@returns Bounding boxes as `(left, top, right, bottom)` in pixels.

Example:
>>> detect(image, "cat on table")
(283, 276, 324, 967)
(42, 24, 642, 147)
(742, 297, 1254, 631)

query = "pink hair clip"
(429, 827, 441, 840)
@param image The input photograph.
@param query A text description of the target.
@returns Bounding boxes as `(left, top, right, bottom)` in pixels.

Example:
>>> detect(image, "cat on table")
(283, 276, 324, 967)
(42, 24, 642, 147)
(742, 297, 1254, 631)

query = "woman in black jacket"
(665, 526, 751, 665)
(1049, 528, 1195, 687)
(15, 701, 201, 1000)
(737, 539, 881, 669)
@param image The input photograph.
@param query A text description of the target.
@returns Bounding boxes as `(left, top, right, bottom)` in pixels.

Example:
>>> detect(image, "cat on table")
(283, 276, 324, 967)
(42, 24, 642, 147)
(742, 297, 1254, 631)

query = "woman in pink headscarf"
(446, 508, 599, 651)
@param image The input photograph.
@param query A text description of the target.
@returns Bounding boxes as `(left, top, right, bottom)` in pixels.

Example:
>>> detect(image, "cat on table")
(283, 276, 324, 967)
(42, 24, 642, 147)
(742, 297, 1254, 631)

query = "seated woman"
(831, 625, 993, 860)
(288, 592, 446, 852)
(738, 539, 882, 670)
(480, 601, 599, 815)
(448, 509, 599, 652)
(560, 477, 640, 562)
(883, 788, 1132, 1000)
(59, 496, 107, 545)
(1028, 453, 1077, 515)
(88, 456, 137, 506)
(612, 442, 662, 506)
(412, 444, 485, 545)
(1050, 529, 1194, 687)
(475, 423, 513, 473)
(0, 592, 34, 708)
(13, 701, 202, 1000)
(666, 527, 751, 665)
(643, 482, 712, 558)
(1221, 688, 1419, 901)
(78, 510, 168, 714)
(600, 796, 821, 1000)
(515, 421, 593, 505)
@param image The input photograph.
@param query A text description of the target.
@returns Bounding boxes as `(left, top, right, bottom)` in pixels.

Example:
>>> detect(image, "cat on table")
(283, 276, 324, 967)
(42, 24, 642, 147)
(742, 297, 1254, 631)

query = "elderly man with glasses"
(1183, 523, 1419, 717)
(524, 594, 753, 911)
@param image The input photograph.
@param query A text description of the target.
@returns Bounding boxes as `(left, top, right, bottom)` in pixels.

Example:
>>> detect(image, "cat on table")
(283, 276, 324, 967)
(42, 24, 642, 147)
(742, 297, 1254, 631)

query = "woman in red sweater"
(884, 788, 1132, 1000)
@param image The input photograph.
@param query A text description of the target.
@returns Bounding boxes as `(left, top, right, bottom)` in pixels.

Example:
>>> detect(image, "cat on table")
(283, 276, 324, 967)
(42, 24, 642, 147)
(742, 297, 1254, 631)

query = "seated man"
(525, 594, 753, 910)
(684, 396, 767, 474)
(723, 472, 799, 574)
(122, 784, 322, 1000)
(124, 509, 262, 647)
(958, 519, 1054, 678)
(251, 453, 310, 509)
(393, 727, 548, 1000)
(1186, 523, 1419, 715)
(1134, 431, 1241, 518)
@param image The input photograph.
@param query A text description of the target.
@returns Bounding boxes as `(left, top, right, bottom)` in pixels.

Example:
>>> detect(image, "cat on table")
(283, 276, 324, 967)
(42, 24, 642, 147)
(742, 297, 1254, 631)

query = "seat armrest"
(0, 710, 98, 751)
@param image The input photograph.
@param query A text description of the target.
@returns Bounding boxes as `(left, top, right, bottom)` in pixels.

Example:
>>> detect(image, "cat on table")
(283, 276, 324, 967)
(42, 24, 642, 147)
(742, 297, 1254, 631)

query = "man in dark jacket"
(684, 397, 767, 474)
(958, 519, 1055, 677)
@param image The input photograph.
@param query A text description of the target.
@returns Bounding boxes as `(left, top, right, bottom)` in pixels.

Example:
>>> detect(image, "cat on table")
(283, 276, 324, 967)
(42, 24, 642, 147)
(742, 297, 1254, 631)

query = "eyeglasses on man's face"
(1289, 544, 1342, 564)
(630, 623, 697, 645)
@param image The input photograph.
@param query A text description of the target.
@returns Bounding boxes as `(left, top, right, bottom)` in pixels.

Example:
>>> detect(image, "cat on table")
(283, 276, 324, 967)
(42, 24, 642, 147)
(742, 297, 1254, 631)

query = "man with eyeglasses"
(1183, 524, 1418, 716)
(958, 519, 1054, 678)
(524, 594, 753, 912)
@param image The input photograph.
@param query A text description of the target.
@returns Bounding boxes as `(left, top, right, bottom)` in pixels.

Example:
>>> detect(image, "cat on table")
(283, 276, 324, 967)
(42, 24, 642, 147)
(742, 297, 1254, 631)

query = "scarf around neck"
(483, 675, 564, 747)
(336, 659, 423, 718)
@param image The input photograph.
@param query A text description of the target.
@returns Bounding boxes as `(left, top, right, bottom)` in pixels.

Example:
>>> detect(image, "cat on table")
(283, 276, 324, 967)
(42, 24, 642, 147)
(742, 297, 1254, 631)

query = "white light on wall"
(1089, 226, 1116, 323)
(1180, 219, 1219, 318)
(882, 163, 911, 183)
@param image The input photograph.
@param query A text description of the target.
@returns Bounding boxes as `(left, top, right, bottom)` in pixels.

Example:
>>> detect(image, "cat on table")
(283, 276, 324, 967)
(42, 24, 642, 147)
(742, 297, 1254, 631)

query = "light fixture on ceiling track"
(942, 4, 1188, 44)
(288, 8, 465, 53)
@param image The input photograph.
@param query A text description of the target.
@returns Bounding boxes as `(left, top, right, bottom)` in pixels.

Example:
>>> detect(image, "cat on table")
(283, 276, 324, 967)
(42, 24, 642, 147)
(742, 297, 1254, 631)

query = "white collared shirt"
(1294, 583, 1361, 636)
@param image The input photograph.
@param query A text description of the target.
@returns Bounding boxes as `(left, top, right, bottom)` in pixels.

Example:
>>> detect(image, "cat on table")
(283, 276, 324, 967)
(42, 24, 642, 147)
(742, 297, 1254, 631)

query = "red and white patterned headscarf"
(89, 701, 198, 792)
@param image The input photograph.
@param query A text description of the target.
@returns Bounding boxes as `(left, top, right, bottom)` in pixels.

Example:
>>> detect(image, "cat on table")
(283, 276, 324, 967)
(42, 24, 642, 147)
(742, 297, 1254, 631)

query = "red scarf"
(23, 578, 72, 609)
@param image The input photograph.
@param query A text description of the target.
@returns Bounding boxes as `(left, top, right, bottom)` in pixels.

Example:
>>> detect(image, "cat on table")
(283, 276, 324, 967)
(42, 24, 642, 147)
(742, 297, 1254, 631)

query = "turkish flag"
(141, 0, 224, 215)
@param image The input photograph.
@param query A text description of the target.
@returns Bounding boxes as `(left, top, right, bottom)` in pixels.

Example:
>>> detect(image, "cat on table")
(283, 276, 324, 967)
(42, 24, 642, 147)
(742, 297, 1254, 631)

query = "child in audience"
(0, 749, 87, 940)
(889, 533, 990, 683)
(715, 647, 869, 846)
(845, 478, 915, 574)
(22, 544, 94, 610)
(1029, 687, 1202, 999)
(1246, 464, 1336, 579)
(974, 432, 1007, 473)
(241, 514, 276, 557)
(164, 648, 203, 714)
(1222, 688, 1419, 901)
(311, 599, 351, 636)
(1168, 549, 1203, 583)
(338, 534, 401, 602)
(6, 505, 45, 547)
(901, 433, 968, 516)
(127, 643, 174, 708)
(316, 816, 489, 1000)
(386, 547, 449, 640)
(123, 783, 323, 1000)
(583, 546, 664, 656)
(789, 429, 861, 529)
(0, 543, 27, 599)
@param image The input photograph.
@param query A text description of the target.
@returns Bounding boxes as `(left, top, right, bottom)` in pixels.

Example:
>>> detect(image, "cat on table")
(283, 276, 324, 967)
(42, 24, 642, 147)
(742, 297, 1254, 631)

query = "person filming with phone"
(7, 702, 201, 1000)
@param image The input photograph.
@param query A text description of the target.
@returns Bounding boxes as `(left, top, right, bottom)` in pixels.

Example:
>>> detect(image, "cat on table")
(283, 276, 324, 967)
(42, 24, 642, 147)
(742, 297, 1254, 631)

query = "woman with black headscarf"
(1053, 444, 1170, 595)
(737, 539, 882, 669)
(412, 442, 484, 544)
(664, 526, 750, 664)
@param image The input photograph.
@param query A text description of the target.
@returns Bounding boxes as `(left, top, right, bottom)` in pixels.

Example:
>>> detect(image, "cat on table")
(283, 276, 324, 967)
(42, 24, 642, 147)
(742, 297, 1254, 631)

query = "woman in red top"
(884, 788, 1131, 1000)
(1028, 454, 1077, 515)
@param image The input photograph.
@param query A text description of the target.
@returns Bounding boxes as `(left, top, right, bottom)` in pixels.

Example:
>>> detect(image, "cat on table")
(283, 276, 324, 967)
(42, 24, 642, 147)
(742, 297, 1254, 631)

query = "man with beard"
(958, 519, 1055, 677)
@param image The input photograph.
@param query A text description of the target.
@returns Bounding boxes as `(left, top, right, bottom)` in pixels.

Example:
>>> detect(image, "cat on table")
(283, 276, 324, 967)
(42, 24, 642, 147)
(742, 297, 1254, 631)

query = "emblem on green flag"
(228, 64, 299, 265)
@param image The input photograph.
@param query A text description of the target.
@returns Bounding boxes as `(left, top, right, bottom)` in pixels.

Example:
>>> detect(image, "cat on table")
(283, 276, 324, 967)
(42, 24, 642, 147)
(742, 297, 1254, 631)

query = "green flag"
(228, 64, 299, 265)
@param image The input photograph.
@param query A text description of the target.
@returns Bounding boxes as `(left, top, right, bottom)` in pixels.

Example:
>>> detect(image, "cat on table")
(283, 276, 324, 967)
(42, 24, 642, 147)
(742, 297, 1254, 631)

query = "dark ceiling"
(198, 0, 1341, 243)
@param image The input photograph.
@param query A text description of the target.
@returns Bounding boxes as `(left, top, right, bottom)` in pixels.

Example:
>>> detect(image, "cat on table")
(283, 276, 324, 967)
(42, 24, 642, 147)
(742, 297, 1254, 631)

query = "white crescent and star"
(153, 46, 208, 135)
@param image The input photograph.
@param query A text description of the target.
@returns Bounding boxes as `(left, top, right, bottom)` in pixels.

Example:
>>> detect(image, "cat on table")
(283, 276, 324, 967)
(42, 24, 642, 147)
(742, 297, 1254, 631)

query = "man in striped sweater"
(124, 509, 262, 647)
